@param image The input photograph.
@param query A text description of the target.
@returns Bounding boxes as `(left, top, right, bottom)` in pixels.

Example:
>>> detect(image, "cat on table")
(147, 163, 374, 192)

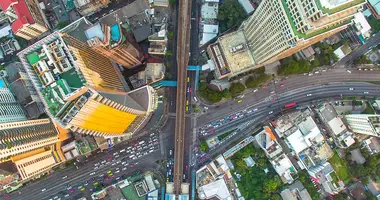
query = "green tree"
(229, 82, 245, 97)
(167, 31, 174, 40)
(0, 65, 4, 71)
(168, 0, 176, 5)
(354, 55, 371, 64)
(165, 61, 171, 69)
(165, 50, 173, 57)
(333, 193, 345, 200)
(165, 72, 172, 79)
(200, 139, 209, 152)
(217, 0, 247, 32)
(270, 194, 282, 200)
(56, 21, 70, 29)
(257, 158, 267, 168)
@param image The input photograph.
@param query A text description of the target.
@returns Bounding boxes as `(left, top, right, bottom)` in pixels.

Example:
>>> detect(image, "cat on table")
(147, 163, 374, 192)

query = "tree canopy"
(198, 82, 230, 103)
(245, 74, 271, 88)
(217, 0, 247, 32)
(229, 82, 245, 97)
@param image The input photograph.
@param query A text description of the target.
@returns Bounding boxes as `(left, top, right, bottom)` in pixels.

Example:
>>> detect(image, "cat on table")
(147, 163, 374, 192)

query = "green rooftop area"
(41, 79, 72, 116)
(26, 52, 41, 65)
(315, 0, 365, 15)
(281, 0, 354, 39)
(60, 68, 85, 89)
(120, 185, 145, 200)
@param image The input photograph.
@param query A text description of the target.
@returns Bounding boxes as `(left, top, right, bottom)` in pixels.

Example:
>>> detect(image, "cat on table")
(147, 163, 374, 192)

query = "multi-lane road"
(196, 82, 380, 166)
(197, 69, 380, 126)
(5, 134, 161, 200)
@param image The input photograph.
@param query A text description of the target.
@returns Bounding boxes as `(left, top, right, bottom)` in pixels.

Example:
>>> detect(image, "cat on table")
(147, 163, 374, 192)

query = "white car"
(253, 89, 258, 92)
(270, 91, 275, 94)
(41, 188, 47, 192)
(253, 108, 258, 112)
(268, 111, 273, 114)
(349, 88, 354, 91)
(90, 172, 96, 175)
(347, 70, 352, 73)
(119, 149, 126, 153)
(115, 170, 120, 174)
(364, 91, 369, 94)
(62, 176, 68, 179)
(122, 167, 127, 171)
(306, 94, 312, 97)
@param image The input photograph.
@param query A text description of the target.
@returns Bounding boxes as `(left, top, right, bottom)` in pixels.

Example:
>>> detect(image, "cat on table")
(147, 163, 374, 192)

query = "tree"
(245, 74, 271, 88)
(229, 82, 245, 97)
(56, 21, 70, 29)
(270, 194, 282, 200)
(168, 0, 176, 6)
(257, 158, 267, 168)
(165, 72, 172, 79)
(165, 50, 173, 57)
(354, 55, 371, 65)
(165, 61, 171, 69)
(217, 0, 247, 32)
(167, 31, 174, 40)
(200, 139, 209, 152)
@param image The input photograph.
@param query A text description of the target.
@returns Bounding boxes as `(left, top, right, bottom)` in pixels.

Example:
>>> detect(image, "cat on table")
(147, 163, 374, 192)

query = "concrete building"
(148, 0, 169, 7)
(368, 0, 380, 19)
(210, 0, 364, 79)
(280, 180, 312, 200)
(308, 162, 344, 194)
(137, 63, 165, 85)
(14, 149, 61, 180)
(148, 24, 167, 55)
(17, 31, 158, 138)
(0, 0, 49, 40)
(345, 114, 380, 137)
(0, 77, 26, 123)
(0, 119, 59, 161)
(73, 0, 111, 16)
(5, 62, 45, 119)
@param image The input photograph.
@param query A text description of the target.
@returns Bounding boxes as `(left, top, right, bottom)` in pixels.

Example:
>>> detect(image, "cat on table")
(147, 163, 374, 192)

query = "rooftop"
(198, 179, 232, 200)
(0, 0, 35, 34)
(328, 117, 347, 136)
(201, 2, 218, 19)
(218, 30, 256, 75)
(368, 0, 380, 14)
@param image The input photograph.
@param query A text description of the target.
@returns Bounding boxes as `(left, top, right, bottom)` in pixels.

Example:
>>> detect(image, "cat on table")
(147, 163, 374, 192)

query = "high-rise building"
(0, 119, 59, 161)
(345, 114, 380, 137)
(0, 0, 49, 40)
(0, 78, 26, 123)
(17, 31, 158, 137)
(209, 0, 365, 79)
(5, 62, 45, 119)
(61, 18, 142, 69)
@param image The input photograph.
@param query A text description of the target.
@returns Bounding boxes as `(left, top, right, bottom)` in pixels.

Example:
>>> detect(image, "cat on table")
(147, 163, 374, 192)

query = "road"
(196, 82, 380, 166)
(6, 134, 162, 200)
(335, 32, 380, 68)
(173, 0, 191, 195)
(197, 69, 380, 127)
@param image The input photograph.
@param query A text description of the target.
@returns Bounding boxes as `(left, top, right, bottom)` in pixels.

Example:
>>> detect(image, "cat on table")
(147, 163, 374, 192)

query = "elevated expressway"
(173, 0, 191, 196)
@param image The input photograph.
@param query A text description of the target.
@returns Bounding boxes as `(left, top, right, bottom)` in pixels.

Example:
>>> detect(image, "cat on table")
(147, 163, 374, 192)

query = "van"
(193, 97, 197, 102)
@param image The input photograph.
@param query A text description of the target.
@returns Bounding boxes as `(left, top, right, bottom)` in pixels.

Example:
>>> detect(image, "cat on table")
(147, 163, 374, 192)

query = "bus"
(284, 102, 297, 108)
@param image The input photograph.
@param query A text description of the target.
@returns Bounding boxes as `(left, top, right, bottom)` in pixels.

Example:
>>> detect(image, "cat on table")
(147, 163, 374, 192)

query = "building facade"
(0, 78, 26, 123)
(345, 114, 380, 137)
(17, 31, 157, 138)
(0, 0, 49, 40)
(85, 23, 143, 69)
(210, 0, 365, 79)
(0, 119, 59, 161)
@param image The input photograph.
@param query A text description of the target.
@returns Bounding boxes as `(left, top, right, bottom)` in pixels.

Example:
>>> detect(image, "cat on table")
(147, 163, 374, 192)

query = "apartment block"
(17, 31, 157, 137)
(0, 0, 49, 40)
(345, 114, 380, 137)
(0, 78, 26, 123)
(0, 119, 59, 161)
(210, 0, 365, 79)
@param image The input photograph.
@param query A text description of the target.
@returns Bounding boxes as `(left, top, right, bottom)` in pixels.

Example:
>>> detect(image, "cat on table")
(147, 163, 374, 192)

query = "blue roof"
(165, 194, 175, 200)
(0, 79, 5, 88)
(85, 23, 104, 41)
(110, 24, 121, 42)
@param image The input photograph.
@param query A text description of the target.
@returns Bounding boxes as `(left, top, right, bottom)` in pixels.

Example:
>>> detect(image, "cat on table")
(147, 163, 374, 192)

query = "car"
(187, 77, 190, 82)
(189, 88, 192, 92)
(115, 170, 120, 173)
(263, 85, 268, 88)
(303, 73, 308, 76)
(113, 152, 118, 156)
(183, 174, 186, 179)
(349, 88, 354, 91)
(308, 73, 313, 76)
(90, 172, 96, 175)
(280, 84, 284, 87)
(193, 96, 197, 102)
(269, 111, 273, 114)
(80, 187, 85, 191)
(116, 176, 121, 180)
(84, 181, 89, 186)
(169, 150, 172, 155)
(187, 88, 190, 92)
(185, 165, 188, 170)
(364, 91, 369, 94)
(270, 91, 275, 94)
(237, 99, 243, 103)
(93, 181, 99, 186)
(41, 188, 47, 192)
(94, 166, 98, 170)
(107, 157, 113, 161)
(119, 149, 126, 153)
(107, 170, 112, 174)
(315, 71, 319, 74)
(347, 70, 352, 73)
(3, 194, 10, 199)
(306, 94, 312, 97)
(112, 163, 116, 166)
(122, 167, 127, 171)
(64, 194, 70, 198)
(67, 186, 72, 190)
(68, 189, 74, 193)
(62, 175, 68, 179)
(104, 176, 111, 181)
(253, 108, 258, 112)
(253, 89, 258, 92)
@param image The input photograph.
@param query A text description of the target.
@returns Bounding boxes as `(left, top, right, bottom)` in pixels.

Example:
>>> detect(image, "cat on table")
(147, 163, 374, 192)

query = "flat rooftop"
(218, 30, 255, 75)
(319, 0, 351, 9)
(22, 34, 86, 117)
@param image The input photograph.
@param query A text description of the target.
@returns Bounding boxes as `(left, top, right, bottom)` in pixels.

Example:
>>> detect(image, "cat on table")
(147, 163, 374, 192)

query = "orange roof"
(265, 126, 276, 141)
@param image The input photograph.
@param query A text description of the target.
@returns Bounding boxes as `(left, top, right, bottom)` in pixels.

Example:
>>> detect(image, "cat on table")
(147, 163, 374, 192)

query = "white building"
(353, 12, 371, 38)
(198, 179, 232, 200)
(345, 114, 380, 137)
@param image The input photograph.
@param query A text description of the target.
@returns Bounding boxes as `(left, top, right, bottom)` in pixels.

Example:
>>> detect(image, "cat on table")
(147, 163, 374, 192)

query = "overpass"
(173, 0, 191, 197)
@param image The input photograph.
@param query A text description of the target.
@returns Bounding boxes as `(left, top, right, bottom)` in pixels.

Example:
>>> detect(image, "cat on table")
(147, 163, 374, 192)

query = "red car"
(280, 84, 284, 87)
(270, 98, 276, 102)
(104, 176, 110, 180)
(68, 189, 74, 193)
(185, 165, 188, 170)
(263, 85, 268, 88)
(3, 194, 10, 199)
(189, 88, 192, 93)
(209, 129, 215, 133)
(107, 157, 113, 161)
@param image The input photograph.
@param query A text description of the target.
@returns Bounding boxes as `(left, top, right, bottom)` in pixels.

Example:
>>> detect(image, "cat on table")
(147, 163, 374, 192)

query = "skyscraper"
(209, 0, 365, 79)
(0, 119, 59, 161)
(0, 0, 49, 40)
(0, 78, 26, 123)
(61, 18, 143, 69)
(17, 31, 157, 137)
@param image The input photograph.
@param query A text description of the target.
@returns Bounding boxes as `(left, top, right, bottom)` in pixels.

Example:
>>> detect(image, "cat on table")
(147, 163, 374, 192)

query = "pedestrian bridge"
(152, 66, 203, 88)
